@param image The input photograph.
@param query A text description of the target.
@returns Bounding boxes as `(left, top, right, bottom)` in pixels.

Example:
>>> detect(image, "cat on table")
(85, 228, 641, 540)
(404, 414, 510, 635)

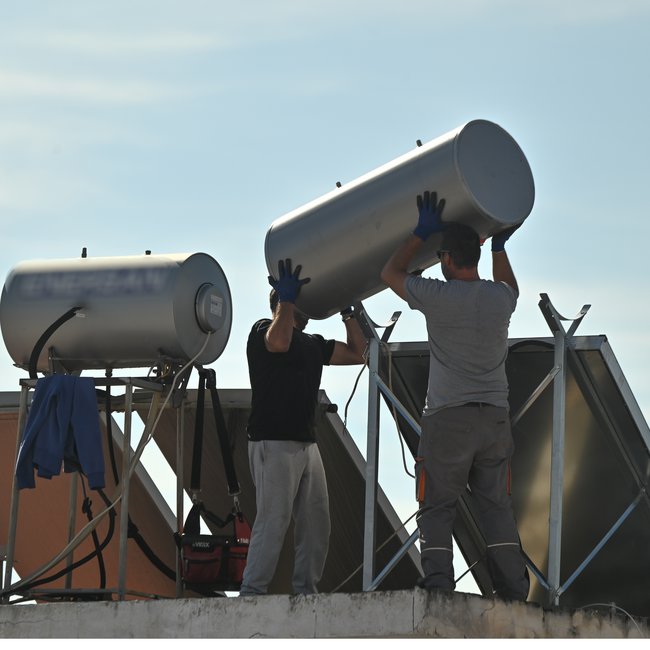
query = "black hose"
(2, 485, 116, 599)
(128, 520, 175, 581)
(28, 307, 82, 379)
(82, 494, 107, 589)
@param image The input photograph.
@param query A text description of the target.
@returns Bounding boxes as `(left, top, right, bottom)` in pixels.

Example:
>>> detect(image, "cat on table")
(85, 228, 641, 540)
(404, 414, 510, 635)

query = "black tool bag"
(176, 368, 251, 591)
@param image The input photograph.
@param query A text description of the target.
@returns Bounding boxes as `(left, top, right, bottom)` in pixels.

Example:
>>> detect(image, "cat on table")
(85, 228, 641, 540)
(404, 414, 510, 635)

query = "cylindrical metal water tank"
(0, 252, 232, 373)
(265, 119, 535, 319)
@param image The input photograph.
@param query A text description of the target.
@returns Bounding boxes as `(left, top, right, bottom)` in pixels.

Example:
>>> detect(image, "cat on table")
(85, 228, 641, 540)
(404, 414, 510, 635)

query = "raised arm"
(265, 302, 297, 352)
(381, 234, 424, 300)
(266, 259, 310, 352)
(490, 224, 520, 295)
(330, 307, 367, 365)
(381, 190, 446, 300)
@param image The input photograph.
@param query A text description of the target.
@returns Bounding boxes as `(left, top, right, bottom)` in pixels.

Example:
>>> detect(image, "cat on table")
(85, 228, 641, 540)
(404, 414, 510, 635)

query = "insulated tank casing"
(0, 252, 232, 373)
(265, 119, 535, 319)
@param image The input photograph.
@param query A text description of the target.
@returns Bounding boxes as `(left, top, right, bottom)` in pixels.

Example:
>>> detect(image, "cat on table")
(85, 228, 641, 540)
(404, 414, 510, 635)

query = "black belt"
(463, 401, 491, 408)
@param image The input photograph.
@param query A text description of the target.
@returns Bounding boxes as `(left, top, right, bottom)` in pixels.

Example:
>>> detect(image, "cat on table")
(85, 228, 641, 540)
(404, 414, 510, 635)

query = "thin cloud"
(0, 118, 158, 154)
(10, 30, 227, 57)
(0, 69, 191, 105)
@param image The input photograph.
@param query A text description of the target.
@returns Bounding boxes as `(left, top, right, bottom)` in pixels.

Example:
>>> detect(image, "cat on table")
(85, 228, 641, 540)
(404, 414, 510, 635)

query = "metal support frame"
(1, 374, 165, 603)
(518, 294, 644, 608)
(175, 400, 185, 598)
(362, 332, 380, 589)
(1, 383, 29, 598)
(547, 327, 568, 605)
(536, 294, 647, 608)
(117, 382, 133, 599)
(355, 303, 424, 592)
(537, 293, 589, 606)
(356, 292, 640, 606)
(556, 489, 644, 598)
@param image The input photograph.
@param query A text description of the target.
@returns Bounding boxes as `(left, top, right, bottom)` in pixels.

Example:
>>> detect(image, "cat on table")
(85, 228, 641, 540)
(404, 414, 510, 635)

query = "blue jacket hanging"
(15, 375, 105, 490)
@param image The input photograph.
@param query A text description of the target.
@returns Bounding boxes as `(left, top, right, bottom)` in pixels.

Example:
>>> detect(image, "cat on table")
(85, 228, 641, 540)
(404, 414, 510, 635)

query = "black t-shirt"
(246, 318, 335, 442)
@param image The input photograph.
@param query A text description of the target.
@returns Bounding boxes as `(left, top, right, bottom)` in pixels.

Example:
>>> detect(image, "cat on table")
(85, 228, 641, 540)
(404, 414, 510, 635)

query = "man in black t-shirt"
(239, 259, 366, 596)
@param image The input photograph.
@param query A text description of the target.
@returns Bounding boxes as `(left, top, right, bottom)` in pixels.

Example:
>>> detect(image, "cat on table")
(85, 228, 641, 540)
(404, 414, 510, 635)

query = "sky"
(1, 0, 649, 595)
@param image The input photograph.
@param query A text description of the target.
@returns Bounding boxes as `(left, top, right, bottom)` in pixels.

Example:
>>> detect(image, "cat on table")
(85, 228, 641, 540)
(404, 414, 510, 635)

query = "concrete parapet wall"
(0, 590, 647, 638)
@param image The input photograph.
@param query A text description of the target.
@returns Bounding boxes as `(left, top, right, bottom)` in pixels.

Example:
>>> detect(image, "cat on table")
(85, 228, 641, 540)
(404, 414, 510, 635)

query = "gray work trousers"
(416, 404, 529, 600)
(239, 440, 331, 595)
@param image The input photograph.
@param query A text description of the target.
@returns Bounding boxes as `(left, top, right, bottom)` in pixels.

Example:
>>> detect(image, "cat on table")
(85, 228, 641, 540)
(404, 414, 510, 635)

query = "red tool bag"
(178, 503, 251, 590)
(176, 367, 251, 592)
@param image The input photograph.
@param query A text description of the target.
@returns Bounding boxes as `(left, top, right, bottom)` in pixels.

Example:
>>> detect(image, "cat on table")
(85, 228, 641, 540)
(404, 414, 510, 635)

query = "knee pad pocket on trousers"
(415, 457, 426, 504)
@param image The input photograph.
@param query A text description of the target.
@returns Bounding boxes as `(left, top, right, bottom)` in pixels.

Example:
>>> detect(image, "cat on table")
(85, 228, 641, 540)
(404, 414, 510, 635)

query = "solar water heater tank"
(0, 252, 232, 373)
(265, 119, 535, 319)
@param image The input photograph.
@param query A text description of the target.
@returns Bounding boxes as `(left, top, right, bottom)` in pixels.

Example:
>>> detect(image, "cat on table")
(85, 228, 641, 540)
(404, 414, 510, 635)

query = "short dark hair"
(441, 223, 480, 268)
(269, 289, 279, 313)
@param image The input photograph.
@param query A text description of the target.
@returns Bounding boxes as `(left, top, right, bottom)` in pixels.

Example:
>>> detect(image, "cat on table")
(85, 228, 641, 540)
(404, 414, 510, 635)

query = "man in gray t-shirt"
(381, 190, 529, 601)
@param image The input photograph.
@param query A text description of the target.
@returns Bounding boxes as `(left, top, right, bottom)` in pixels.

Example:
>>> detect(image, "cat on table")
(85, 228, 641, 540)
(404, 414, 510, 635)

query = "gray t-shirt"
(405, 275, 517, 415)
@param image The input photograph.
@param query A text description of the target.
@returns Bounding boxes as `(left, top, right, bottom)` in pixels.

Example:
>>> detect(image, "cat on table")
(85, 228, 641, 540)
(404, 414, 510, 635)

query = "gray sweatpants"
(239, 440, 331, 595)
(416, 404, 529, 600)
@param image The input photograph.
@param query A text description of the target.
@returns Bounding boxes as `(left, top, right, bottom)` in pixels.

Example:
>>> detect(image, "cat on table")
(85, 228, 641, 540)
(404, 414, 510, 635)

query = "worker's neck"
(449, 266, 480, 282)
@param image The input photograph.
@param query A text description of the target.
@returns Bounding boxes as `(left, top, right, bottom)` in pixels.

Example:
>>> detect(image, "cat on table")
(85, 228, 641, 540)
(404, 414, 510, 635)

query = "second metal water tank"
(0, 252, 232, 373)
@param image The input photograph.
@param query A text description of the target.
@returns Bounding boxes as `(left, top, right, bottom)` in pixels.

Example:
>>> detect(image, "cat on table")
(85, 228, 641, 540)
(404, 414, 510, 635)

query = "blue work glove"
(491, 224, 520, 252)
(268, 258, 310, 303)
(413, 191, 446, 241)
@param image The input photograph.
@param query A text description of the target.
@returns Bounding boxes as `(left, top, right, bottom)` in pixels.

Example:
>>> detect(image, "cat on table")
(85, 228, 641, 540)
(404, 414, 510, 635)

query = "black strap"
(191, 367, 240, 498)
(182, 502, 202, 536)
(205, 369, 240, 497)
(190, 372, 207, 492)
(181, 502, 232, 538)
